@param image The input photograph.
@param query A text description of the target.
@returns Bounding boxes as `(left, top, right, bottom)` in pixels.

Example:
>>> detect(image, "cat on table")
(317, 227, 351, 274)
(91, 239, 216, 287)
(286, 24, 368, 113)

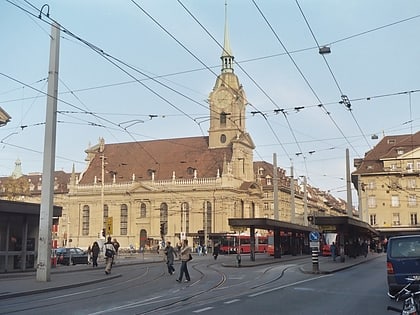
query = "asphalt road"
(0, 254, 400, 315)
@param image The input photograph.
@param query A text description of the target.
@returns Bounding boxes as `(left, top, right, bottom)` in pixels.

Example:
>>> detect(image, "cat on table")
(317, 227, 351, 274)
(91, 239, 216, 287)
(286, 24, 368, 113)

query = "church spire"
(221, 1, 234, 74)
(11, 158, 23, 179)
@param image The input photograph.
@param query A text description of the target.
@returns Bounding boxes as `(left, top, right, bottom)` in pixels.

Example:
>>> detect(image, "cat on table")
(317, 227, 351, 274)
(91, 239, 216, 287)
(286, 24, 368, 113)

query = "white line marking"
(224, 299, 240, 304)
(193, 307, 214, 313)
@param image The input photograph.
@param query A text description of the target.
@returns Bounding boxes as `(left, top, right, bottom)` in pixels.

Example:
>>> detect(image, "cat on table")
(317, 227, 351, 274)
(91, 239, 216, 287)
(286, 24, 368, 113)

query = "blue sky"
(1, 0, 420, 206)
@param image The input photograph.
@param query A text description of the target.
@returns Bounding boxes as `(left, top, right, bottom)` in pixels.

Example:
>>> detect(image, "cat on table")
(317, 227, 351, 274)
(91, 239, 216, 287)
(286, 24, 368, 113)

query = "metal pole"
(273, 153, 279, 220)
(290, 164, 295, 223)
(346, 148, 353, 217)
(101, 154, 105, 236)
(303, 176, 308, 226)
(36, 22, 60, 282)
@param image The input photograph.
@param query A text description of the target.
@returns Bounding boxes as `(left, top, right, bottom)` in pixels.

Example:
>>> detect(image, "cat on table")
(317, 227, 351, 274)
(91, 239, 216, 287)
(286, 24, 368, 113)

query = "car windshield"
(390, 237, 420, 258)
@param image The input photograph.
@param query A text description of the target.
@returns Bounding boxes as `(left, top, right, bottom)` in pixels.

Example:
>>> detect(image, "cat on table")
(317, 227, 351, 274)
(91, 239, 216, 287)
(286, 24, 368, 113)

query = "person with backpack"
(104, 236, 115, 275)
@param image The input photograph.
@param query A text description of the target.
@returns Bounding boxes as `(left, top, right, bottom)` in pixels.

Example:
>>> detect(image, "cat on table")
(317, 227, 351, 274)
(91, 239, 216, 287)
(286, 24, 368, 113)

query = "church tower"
(208, 4, 255, 181)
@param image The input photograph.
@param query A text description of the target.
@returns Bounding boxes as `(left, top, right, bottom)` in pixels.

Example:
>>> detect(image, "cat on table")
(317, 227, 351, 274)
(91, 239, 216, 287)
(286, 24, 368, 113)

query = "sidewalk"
(0, 252, 384, 300)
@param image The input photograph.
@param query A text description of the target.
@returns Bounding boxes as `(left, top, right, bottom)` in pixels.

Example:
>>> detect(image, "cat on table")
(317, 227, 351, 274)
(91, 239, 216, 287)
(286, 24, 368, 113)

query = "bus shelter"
(314, 216, 379, 260)
(228, 218, 317, 261)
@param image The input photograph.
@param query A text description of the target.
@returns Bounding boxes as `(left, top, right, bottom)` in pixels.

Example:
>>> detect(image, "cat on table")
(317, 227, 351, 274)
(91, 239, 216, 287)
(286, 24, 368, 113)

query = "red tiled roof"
(79, 136, 233, 184)
(353, 131, 420, 174)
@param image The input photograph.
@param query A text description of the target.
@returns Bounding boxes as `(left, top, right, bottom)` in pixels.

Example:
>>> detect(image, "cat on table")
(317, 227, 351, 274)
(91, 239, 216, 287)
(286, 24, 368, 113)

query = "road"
(0, 254, 402, 315)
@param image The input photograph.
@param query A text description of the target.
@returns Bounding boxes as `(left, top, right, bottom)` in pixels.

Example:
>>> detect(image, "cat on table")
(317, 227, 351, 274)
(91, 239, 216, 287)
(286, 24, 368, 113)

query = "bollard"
(236, 253, 241, 267)
(312, 248, 319, 273)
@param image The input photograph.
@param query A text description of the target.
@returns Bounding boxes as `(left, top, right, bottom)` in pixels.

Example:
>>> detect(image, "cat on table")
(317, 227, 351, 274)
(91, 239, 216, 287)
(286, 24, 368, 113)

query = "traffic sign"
(309, 231, 320, 242)
(106, 217, 113, 235)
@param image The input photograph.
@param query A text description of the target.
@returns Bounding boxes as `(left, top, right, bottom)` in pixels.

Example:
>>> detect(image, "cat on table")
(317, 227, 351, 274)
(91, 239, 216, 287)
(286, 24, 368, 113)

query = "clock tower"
(208, 4, 255, 181)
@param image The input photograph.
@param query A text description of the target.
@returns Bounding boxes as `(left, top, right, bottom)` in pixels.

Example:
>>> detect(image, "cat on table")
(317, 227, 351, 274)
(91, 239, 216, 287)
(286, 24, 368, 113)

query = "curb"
(0, 273, 122, 300)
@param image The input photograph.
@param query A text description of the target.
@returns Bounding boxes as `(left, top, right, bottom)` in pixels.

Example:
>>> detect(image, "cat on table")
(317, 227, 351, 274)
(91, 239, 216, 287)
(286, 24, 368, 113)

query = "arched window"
(82, 205, 90, 236)
(140, 203, 147, 218)
(121, 204, 128, 235)
(220, 112, 227, 126)
(234, 201, 240, 218)
(203, 201, 212, 234)
(181, 202, 189, 234)
(160, 203, 168, 235)
(140, 229, 147, 249)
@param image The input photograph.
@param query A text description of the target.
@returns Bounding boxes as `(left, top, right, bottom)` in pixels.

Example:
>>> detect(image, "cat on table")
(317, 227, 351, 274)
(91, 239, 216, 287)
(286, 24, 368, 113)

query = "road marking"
(248, 274, 332, 297)
(87, 296, 163, 314)
(193, 307, 214, 313)
(224, 299, 240, 304)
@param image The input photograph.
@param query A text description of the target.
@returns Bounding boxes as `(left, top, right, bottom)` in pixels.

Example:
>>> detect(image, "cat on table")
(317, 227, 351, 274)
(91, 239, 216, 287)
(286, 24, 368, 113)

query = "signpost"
(309, 231, 320, 273)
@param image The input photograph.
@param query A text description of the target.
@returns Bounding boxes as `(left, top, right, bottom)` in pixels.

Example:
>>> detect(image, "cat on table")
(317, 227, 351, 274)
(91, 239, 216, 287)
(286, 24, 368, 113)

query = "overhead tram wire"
(26, 3, 212, 167)
(252, 0, 360, 159)
(13, 0, 208, 137)
(295, 0, 371, 150)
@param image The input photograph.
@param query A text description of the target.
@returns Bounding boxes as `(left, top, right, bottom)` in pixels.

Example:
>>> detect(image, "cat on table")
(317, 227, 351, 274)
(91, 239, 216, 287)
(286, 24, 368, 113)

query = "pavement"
(0, 251, 385, 300)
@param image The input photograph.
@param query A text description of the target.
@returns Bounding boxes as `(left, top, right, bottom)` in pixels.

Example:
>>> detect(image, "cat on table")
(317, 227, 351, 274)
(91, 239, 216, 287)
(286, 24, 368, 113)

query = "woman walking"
(104, 236, 115, 275)
(176, 239, 192, 283)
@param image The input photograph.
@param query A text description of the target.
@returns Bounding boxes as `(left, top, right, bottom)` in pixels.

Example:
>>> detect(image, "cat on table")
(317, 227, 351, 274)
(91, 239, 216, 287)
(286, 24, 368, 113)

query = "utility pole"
(302, 176, 308, 226)
(100, 154, 106, 238)
(346, 148, 353, 218)
(290, 163, 295, 223)
(36, 22, 60, 282)
(273, 153, 279, 220)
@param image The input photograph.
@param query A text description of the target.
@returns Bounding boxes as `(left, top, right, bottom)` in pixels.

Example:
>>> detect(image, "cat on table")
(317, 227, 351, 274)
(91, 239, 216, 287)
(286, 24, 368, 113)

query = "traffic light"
(102, 228, 106, 237)
(160, 223, 167, 236)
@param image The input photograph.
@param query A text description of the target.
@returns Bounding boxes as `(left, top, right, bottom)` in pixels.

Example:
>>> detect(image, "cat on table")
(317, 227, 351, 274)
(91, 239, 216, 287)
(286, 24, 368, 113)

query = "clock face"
(215, 90, 233, 103)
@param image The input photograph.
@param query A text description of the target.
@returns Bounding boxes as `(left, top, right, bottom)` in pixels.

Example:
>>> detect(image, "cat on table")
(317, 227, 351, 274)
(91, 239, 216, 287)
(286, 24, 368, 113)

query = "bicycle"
(387, 276, 420, 315)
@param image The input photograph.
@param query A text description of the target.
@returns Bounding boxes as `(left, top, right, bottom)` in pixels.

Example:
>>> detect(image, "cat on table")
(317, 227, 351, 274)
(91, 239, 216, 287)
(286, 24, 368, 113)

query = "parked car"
(56, 247, 89, 266)
(387, 235, 420, 295)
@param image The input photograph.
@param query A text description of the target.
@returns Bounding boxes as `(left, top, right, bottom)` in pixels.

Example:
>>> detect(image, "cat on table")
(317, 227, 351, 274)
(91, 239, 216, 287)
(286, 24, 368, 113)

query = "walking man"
(164, 241, 177, 275)
(176, 239, 192, 283)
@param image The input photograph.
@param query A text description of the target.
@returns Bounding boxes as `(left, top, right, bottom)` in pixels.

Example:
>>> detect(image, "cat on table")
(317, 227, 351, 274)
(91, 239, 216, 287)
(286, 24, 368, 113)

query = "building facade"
(352, 132, 420, 237)
(0, 16, 350, 252)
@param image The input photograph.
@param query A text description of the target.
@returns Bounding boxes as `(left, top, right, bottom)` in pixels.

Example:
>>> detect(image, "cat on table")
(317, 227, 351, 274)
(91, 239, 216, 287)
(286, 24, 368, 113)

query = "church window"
(220, 112, 227, 126)
(82, 205, 89, 236)
(140, 203, 147, 218)
(181, 202, 189, 233)
(121, 204, 128, 235)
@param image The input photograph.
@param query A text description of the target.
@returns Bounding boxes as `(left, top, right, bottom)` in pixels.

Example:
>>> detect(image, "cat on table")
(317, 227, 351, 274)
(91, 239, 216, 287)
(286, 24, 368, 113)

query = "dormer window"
(258, 167, 264, 176)
(388, 139, 396, 145)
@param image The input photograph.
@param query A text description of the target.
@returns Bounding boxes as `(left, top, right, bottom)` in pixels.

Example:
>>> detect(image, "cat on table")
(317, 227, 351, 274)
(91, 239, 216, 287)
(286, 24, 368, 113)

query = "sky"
(1, 0, 420, 207)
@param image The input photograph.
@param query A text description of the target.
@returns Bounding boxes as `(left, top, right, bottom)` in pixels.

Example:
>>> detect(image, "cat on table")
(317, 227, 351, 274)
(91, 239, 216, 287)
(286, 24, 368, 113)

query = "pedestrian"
(112, 238, 120, 264)
(213, 243, 220, 260)
(87, 245, 92, 264)
(176, 239, 192, 283)
(104, 236, 115, 275)
(330, 242, 337, 261)
(91, 241, 100, 267)
(164, 241, 177, 275)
